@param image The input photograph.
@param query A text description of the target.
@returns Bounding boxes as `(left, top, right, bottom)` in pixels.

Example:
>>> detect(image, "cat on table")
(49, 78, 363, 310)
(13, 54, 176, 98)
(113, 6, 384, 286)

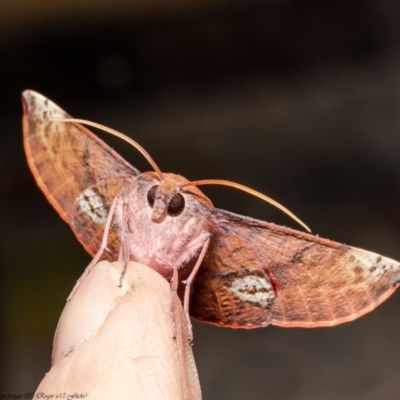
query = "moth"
(23, 90, 400, 336)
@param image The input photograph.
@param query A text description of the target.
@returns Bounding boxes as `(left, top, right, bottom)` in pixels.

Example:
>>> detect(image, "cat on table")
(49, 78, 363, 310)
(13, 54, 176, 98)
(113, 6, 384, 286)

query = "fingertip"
(46, 261, 201, 399)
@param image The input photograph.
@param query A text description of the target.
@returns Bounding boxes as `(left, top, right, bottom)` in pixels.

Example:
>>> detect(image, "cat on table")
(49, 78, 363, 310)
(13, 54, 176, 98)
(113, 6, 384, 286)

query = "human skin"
(35, 261, 201, 400)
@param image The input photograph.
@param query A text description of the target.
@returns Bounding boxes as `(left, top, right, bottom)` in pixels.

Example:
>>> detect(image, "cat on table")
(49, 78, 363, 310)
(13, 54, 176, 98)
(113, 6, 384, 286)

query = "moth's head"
(140, 172, 213, 224)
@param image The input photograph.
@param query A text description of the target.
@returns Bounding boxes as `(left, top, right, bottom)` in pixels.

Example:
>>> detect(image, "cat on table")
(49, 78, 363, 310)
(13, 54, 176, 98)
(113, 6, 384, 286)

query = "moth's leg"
(118, 242, 124, 262)
(67, 195, 121, 301)
(183, 235, 211, 341)
(170, 265, 179, 339)
(118, 201, 131, 287)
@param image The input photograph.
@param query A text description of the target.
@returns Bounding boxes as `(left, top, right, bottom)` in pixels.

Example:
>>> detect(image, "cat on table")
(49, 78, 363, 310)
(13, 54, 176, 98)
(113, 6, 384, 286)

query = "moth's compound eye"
(147, 185, 159, 208)
(168, 193, 185, 216)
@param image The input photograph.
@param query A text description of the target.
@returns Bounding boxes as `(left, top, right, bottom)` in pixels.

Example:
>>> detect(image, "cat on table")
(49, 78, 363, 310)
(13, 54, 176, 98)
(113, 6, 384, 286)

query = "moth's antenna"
(181, 179, 311, 232)
(54, 118, 164, 179)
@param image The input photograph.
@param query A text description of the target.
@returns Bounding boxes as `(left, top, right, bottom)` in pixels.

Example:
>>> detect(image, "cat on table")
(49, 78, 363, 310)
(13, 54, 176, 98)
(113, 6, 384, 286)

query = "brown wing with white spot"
(190, 208, 400, 328)
(23, 90, 139, 259)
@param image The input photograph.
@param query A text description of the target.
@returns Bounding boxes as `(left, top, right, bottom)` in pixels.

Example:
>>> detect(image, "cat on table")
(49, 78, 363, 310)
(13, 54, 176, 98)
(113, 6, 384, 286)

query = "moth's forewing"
(190, 209, 400, 328)
(22, 90, 139, 258)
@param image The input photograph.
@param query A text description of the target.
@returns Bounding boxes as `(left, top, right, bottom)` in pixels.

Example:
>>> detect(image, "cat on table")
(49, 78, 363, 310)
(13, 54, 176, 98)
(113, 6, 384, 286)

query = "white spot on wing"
(352, 248, 400, 280)
(229, 276, 275, 308)
(76, 188, 108, 224)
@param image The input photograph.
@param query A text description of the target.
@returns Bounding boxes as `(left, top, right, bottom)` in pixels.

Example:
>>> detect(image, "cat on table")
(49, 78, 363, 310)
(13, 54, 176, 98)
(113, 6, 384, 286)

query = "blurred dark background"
(2, 0, 400, 399)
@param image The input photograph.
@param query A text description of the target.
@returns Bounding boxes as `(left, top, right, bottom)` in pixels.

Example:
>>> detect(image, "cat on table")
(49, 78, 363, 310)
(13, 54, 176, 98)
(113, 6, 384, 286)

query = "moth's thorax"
(117, 171, 214, 279)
